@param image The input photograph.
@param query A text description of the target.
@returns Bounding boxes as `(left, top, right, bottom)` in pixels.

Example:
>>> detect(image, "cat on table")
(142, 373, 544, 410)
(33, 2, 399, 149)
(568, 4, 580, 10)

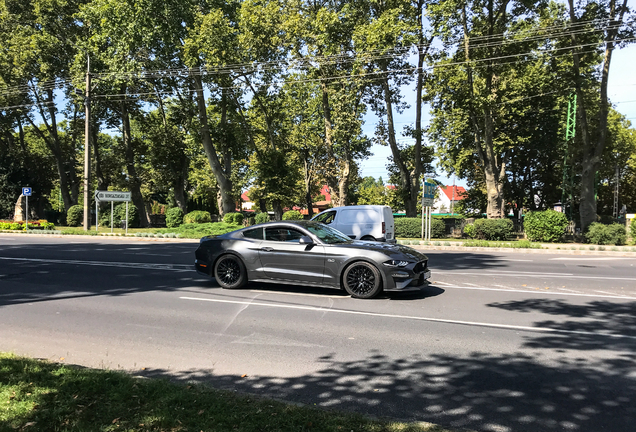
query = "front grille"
(413, 260, 427, 273)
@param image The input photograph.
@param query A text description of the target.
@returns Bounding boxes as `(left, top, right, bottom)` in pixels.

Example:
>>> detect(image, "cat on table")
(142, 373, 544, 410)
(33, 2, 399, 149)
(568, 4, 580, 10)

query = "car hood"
(331, 241, 428, 261)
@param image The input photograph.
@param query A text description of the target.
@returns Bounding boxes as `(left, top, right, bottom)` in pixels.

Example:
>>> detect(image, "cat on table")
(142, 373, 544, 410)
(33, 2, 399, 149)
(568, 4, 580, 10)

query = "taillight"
(382, 222, 386, 234)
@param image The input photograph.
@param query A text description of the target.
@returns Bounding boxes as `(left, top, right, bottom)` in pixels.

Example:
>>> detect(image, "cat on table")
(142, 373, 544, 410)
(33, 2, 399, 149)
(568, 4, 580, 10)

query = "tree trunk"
(174, 153, 188, 213)
(121, 99, 149, 227)
(192, 74, 234, 216)
(303, 154, 314, 217)
(272, 199, 283, 221)
(93, 120, 108, 191)
(381, 73, 413, 215)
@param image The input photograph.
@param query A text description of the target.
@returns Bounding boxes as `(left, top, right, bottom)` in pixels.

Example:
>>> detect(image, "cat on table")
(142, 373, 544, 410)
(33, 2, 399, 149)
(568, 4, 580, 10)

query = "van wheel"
(342, 262, 383, 299)
(360, 235, 376, 241)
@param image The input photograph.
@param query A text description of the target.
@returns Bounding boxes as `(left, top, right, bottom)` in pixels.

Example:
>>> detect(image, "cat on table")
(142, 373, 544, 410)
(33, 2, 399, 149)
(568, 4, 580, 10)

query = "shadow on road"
(136, 349, 635, 432)
(487, 298, 636, 351)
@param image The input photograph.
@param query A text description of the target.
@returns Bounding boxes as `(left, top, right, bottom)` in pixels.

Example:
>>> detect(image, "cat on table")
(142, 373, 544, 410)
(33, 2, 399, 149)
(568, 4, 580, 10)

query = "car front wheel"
(342, 261, 382, 299)
(214, 255, 247, 289)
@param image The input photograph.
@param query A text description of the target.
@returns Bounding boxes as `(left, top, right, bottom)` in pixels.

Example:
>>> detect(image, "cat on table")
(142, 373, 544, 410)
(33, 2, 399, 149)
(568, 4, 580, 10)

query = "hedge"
(585, 222, 626, 245)
(473, 218, 513, 241)
(395, 217, 445, 239)
(66, 205, 83, 227)
(523, 210, 568, 242)
(222, 212, 244, 225)
(184, 210, 212, 224)
(166, 207, 184, 228)
(255, 213, 270, 224)
(282, 210, 303, 220)
(99, 204, 139, 228)
(631, 218, 636, 241)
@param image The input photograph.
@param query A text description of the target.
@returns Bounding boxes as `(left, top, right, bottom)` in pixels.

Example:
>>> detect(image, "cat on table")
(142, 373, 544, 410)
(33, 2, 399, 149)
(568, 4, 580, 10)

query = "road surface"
(1, 235, 635, 432)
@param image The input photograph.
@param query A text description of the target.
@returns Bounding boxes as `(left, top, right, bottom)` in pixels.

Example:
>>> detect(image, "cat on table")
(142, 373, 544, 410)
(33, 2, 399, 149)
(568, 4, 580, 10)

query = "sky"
(358, 44, 636, 189)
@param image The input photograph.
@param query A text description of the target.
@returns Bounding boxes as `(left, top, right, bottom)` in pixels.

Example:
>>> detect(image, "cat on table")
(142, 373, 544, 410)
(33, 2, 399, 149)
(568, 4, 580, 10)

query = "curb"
(0, 232, 200, 243)
(1, 232, 635, 255)
(409, 244, 636, 256)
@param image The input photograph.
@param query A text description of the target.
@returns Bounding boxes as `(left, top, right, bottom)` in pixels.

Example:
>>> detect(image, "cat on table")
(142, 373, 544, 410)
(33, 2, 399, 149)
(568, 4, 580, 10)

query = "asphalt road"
(1, 235, 635, 432)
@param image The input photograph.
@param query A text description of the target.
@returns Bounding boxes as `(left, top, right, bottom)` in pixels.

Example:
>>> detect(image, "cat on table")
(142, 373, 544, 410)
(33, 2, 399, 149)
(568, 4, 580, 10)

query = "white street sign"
(95, 191, 132, 202)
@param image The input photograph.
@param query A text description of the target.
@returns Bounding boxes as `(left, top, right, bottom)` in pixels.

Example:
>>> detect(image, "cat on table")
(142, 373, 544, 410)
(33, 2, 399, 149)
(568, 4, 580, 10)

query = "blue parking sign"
(22, 187, 32, 196)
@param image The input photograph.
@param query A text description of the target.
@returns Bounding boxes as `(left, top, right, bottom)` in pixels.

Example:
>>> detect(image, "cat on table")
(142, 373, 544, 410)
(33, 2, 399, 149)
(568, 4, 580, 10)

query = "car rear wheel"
(342, 261, 382, 299)
(360, 235, 376, 241)
(214, 255, 247, 289)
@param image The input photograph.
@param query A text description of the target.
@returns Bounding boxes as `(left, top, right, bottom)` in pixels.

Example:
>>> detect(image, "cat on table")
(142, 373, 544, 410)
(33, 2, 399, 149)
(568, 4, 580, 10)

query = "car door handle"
(261, 247, 274, 252)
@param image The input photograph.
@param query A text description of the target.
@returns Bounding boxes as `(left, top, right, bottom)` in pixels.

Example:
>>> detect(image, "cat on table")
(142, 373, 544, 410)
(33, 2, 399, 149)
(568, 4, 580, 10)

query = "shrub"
(395, 217, 445, 239)
(166, 207, 184, 228)
(184, 210, 212, 224)
(282, 210, 303, 220)
(255, 212, 270, 224)
(463, 223, 475, 238)
(523, 210, 568, 242)
(631, 218, 636, 241)
(233, 213, 244, 225)
(473, 218, 513, 241)
(66, 205, 83, 227)
(114, 203, 139, 228)
(222, 213, 244, 225)
(585, 222, 627, 245)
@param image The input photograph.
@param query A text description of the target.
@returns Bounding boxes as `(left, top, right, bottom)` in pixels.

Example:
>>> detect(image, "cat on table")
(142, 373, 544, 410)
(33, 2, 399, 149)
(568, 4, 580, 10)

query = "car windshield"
(306, 223, 352, 244)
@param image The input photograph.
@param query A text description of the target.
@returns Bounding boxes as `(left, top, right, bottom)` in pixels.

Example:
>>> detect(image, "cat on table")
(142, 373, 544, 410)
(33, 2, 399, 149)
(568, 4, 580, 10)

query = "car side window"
(264, 228, 304, 243)
(315, 211, 336, 224)
(242, 228, 264, 240)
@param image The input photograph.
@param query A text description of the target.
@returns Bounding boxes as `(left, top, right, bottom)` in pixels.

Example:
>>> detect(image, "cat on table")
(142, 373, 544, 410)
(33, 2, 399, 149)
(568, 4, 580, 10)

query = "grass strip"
(0, 353, 451, 432)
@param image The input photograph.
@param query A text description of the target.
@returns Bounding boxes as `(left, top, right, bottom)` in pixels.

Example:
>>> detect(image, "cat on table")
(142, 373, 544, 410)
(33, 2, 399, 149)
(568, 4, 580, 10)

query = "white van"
(311, 205, 396, 243)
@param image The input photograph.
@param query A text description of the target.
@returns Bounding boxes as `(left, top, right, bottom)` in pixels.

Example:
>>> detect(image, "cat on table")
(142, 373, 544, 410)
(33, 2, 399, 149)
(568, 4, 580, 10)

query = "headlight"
(383, 260, 410, 267)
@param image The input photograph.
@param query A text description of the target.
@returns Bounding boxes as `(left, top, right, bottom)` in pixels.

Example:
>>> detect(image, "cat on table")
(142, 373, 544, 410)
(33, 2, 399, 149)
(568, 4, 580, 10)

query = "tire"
(342, 261, 383, 299)
(360, 235, 376, 241)
(213, 254, 247, 289)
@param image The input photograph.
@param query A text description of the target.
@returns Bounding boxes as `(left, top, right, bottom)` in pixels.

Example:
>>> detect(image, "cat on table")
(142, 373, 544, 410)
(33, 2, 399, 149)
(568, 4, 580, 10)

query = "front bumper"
(384, 260, 431, 292)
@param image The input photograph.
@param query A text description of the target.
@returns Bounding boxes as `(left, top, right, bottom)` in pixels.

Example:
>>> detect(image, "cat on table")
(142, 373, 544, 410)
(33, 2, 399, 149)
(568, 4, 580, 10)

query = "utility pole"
(83, 54, 91, 230)
(561, 93, 577, 221)
(613, 163, 619, 218)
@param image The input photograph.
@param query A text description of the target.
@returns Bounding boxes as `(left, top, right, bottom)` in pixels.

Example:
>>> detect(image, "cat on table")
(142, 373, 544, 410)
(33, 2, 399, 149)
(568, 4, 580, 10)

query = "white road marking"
(484, 270, 574, 275)
(0, 256, 191, 272)
(557, 288, 583, 293)
(462, 283, 481, 286)
(550, 257, 636, 261)
(493, 284, 511, 289)
(432, 284, 636, 300)
(594, 290, 620, 296)
(435, 271, 635, 281)
(180, 296, 636, 340)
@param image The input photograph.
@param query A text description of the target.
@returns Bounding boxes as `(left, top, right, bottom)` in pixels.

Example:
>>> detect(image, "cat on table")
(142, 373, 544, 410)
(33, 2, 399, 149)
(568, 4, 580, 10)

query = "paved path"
(1, 236, 635, 432)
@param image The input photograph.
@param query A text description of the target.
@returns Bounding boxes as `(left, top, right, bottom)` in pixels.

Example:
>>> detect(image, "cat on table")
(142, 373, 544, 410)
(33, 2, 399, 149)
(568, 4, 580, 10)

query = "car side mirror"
(299, 236, 314, 245)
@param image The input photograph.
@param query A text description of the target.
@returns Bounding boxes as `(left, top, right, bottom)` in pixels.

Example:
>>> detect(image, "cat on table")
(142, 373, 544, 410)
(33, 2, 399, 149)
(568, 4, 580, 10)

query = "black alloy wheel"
(343, 261, 382, 299)
(214, 255, 247, 289)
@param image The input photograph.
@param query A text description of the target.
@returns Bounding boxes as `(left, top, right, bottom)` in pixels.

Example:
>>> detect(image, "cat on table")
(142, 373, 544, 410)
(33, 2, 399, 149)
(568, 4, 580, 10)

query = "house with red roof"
(433, 185, 466, 214)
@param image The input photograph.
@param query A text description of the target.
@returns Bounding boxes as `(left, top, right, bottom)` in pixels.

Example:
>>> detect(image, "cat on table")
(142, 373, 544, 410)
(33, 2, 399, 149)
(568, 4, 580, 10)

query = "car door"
(258, 227, 326, 284)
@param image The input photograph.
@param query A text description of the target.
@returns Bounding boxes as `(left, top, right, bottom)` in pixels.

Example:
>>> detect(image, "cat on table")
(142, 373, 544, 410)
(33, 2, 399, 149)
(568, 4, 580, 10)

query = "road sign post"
(94, 191, 132, 235)
(421, 180, 436, 241)
(22, 187, 32, 231)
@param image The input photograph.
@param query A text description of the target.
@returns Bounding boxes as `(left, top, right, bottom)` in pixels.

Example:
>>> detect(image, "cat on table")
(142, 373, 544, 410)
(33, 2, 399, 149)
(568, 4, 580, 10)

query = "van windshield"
(306, 224, 352, 244)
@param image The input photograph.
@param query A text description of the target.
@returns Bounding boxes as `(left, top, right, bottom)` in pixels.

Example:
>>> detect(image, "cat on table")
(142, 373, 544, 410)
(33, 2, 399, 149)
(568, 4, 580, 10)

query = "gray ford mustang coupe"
(195, 220, 431, 299)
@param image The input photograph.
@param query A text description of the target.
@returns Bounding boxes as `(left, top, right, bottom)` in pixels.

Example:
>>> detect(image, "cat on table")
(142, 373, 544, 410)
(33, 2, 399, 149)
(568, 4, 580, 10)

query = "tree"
(567, 0, 633, 230)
